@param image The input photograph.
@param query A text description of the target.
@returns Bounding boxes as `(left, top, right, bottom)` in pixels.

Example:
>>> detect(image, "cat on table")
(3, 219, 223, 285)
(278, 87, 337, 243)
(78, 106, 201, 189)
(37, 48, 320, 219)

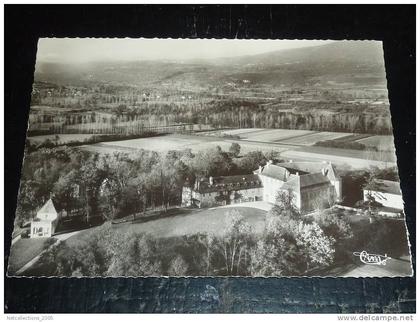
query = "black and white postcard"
(7, 38, 413, 278)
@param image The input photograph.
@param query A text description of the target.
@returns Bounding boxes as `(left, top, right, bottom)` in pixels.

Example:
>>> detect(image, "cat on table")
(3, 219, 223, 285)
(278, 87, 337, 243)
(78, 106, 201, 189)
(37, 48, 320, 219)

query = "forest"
(29, 79, 393, 135)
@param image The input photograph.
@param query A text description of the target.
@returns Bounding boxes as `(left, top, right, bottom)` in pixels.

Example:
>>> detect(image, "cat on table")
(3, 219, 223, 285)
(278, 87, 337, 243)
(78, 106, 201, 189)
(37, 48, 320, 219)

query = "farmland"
(241, 129, 314, 142)
(81, 134, 291, 156)
(280, 131, 353, 146)
(81, 129, 397, 170)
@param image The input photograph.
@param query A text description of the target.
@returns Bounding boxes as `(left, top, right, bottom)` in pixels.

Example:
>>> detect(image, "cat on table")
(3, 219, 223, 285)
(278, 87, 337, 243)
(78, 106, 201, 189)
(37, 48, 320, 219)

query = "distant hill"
(34, 41, 386, 87)
(216, 41, 384, 66)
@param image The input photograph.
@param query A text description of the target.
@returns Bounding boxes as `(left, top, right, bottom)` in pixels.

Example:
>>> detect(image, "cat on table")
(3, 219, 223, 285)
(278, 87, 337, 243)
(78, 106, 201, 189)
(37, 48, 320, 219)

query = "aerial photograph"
(7, 38, 412, 277)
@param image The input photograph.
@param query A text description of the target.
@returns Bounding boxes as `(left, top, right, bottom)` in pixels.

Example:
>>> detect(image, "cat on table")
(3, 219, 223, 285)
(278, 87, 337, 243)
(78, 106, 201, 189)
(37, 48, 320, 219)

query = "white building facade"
(182, 160, 342, 213)
(30, 199, 59, 238)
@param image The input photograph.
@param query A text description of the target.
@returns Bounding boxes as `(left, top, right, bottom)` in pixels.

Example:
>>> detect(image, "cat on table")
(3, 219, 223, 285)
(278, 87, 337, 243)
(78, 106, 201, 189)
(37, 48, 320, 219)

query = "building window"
(33, 227, 43, 236)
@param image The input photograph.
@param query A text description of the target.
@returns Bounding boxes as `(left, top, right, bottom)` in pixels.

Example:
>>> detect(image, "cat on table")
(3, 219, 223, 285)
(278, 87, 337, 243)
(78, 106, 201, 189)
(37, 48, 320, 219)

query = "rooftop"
(277, 161, 339, 181)
(256, 161, 338, 188)
(36, 199, 58, 221)
(366, 179, 402, 196)
(194, 174, 262, 193)
(258, 164, 290, 181)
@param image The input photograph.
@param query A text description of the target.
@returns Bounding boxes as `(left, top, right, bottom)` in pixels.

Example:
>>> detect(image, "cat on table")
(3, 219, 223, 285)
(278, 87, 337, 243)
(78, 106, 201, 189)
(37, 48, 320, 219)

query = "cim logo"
(353, 251, 390, 265)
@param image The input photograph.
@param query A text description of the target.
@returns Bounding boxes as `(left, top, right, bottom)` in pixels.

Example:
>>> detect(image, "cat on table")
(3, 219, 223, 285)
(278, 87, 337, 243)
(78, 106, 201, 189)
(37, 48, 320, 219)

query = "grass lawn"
(114, 206, 267, 238)
(7, 237, 55, 274)
(66, 206, 267, 248)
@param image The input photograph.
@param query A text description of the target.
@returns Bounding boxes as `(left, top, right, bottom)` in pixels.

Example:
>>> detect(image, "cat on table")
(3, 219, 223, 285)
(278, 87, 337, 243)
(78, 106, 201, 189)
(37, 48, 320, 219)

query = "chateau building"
(182, 160, 342, 213)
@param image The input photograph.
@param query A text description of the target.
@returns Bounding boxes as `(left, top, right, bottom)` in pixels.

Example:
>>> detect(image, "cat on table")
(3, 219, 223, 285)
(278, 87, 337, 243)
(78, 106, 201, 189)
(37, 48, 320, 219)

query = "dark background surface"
(4, 5, 416, 313)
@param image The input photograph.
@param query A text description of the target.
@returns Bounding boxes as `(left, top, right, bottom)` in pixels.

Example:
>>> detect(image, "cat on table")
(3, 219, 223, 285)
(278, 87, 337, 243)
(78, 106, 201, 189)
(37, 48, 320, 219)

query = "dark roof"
(281, 173, 331, 192)
(299, 173, 331, 188)
(367, 179, 402, 195)
(195, 174, 262, 193)
(277, 161, 339, 181)
(259, 164, 289, 181)
(282, 176, 300, 191)
(257, 161, 337, 192)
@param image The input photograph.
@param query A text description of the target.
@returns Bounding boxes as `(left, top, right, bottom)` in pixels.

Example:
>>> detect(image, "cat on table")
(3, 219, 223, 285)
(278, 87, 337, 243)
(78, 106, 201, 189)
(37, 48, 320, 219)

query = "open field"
(82, 134, 291, 155)
(282, 150, 395, 169)
(281, 131, 353, 146)
(241, 129, 314, 142)
(301, 145, 396, 162)
(81, 132, 397, 170)
(66, 206, 267, 245)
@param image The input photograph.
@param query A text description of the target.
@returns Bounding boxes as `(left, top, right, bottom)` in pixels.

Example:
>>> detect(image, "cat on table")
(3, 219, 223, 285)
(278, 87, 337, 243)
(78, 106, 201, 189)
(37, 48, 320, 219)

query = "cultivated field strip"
(280, 131, 354, 146)
(219, 128, 268, 136)
(80, 131, 398, 171)
(241, 129, 314, 142)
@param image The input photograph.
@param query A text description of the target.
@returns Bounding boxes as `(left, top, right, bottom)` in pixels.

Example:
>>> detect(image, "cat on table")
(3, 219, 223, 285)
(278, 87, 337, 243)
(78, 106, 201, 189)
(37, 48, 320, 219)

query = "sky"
(36, 38, 333, 63)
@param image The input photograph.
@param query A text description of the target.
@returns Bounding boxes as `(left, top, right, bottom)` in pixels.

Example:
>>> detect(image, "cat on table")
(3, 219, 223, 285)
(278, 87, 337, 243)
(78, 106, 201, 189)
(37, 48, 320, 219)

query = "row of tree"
(30, 79, 393, 135)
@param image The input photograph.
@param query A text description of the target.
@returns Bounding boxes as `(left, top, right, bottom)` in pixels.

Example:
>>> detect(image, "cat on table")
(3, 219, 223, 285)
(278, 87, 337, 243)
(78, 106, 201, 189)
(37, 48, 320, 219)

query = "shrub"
(315, 140, 367, 150)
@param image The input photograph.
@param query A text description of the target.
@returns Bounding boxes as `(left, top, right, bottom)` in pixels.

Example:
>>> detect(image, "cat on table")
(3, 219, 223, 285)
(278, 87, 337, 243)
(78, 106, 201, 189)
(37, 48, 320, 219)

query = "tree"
(211, 210, 253, 275)
(314, 210, 353, 243)
(193, 147, 234, 177)
(263, 150, 281, 162)
(52, 169, 82, 215)
(237, 151, 267, 173)
(294, 222, 335, 272)
(360, 173, 387, 215)
(249, 209, 303, 276)
(195, 234, 216, 275)
(229, 142, 241, 158)
(103, 230, 161, 277)
(355, 194, 382, 215)
(168, 255, 188, 276)
(15, 180, 40, 226)
(80, 154, 108, 223)
(271, 189, 300, 220)
(99, 177, 120, 220)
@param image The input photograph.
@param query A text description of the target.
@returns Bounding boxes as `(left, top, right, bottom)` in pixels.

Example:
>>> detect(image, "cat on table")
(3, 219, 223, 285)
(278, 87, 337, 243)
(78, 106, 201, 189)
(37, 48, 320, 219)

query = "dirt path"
(215, 201, 273, 212)
(14, 230, 85, 275)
